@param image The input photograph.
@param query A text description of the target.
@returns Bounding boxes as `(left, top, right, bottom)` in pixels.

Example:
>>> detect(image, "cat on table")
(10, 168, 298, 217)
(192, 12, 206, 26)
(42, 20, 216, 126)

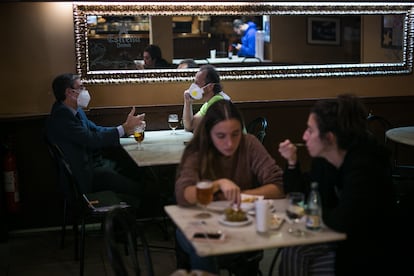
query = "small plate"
(207, 201, 232, 212)
(240, 194, 264, 212)
(207, 201, 256, 212)
(269, 213, 285, 230)
(247, 200, 275, 216)
(241, 194, 264, 203)
(218, 215, 253, 227)
(240, 202, 255, 212)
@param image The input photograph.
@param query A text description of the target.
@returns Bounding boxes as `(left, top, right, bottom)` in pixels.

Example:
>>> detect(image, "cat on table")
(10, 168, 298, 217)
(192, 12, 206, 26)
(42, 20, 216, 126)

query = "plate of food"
(218, 208, 253, 227)
(240, 194, 264, 211)
(218, 215, 253, 227)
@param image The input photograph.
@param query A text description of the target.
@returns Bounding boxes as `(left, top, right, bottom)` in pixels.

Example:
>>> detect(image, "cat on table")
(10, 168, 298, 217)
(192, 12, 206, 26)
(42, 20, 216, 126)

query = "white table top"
(120, 129, 193, 167)
(165, 199, 346, 257)
(385, 126, 414, 146)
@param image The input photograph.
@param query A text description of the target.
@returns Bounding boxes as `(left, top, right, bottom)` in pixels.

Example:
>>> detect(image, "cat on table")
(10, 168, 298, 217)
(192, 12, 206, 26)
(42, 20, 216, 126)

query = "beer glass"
(195, 180, 213, 218)
(168, 114, 179, 135)
(133, 122, 146, 150)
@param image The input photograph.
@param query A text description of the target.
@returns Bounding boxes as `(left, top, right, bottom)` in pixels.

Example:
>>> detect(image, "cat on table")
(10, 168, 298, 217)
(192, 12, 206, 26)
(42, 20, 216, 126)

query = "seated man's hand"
(123, 107, 145, 135)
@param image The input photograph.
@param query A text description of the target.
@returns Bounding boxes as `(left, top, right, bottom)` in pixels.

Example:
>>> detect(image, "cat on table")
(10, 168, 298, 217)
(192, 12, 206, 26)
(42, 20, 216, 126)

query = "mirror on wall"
(73, 2, 414, 84)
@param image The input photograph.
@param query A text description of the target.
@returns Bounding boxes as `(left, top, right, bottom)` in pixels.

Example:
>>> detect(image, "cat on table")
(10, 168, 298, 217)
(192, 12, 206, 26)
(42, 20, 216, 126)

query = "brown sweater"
(175, 134, 283, 206)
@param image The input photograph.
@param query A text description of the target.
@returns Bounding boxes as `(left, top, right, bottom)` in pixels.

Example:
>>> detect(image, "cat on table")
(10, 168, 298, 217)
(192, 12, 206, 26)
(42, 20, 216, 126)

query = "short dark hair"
(52, 73, 79, 102)
(311, 94, 368, 150)
(199, 64, 222, 94)
(178, 59, 198, 68)
(233, 19, 244, 29)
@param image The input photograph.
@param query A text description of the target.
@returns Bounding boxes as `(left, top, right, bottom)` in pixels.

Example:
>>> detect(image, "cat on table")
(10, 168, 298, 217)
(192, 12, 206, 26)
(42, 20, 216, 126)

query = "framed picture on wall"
(381, 14, 404, 49)
(307, 17, 341, 45)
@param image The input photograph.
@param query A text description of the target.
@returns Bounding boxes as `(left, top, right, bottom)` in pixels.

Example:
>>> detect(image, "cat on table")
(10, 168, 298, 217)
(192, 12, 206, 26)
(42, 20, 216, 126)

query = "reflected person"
(177, 59, 198, 69)
(136, 44, 171, 69)
(182, 64, 230, 132)
(46, 73, 146, 208)
(232, 19, 257, 58)
(277, 94, 396, 276)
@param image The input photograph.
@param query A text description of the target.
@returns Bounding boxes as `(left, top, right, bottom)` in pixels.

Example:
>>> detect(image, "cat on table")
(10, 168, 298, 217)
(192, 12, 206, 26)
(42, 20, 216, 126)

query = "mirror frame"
(73, 2, 414, 84)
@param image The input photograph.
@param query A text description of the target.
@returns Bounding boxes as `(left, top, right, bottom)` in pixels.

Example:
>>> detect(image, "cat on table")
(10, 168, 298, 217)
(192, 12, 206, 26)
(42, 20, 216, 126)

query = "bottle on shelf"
(306, 182, 322, 231)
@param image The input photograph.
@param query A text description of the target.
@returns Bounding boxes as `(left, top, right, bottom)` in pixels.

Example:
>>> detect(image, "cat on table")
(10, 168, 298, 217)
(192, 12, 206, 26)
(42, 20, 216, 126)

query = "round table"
(385, 126, 414, 146)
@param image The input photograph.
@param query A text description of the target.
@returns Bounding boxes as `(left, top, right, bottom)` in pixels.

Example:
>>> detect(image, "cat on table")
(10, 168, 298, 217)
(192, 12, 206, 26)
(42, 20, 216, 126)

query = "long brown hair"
(178, 100, 245, 180)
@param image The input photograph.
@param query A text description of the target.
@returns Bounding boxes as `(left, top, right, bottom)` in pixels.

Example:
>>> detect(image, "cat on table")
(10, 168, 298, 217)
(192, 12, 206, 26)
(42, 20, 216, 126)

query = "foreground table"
(385, 126, 414, 146)
(165, 199, 346, 257)
(120, 129, 193, 167)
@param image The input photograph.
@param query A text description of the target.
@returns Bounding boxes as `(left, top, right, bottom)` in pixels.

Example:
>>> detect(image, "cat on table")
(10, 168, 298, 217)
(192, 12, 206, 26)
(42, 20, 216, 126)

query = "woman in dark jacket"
(278, 94, 397, 276)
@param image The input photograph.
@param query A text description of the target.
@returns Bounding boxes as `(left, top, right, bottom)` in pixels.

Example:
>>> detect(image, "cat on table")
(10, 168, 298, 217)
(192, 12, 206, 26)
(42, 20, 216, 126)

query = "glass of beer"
(168, 114, 179, 135)
(195, 180, 213, 218)
(133, 122, 146, 150)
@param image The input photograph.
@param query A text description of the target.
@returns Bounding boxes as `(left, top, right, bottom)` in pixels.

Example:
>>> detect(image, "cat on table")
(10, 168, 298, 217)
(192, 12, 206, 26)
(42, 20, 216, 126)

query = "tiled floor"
(0, 220, 280, 276)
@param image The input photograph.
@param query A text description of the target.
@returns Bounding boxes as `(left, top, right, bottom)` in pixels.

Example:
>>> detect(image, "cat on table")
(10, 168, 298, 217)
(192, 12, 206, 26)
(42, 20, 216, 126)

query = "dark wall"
(1, 96, 413, 231)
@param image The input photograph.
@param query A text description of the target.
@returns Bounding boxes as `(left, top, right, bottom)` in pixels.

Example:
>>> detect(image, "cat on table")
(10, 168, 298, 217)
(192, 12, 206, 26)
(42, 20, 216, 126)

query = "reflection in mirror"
(73, 2, 414, 84)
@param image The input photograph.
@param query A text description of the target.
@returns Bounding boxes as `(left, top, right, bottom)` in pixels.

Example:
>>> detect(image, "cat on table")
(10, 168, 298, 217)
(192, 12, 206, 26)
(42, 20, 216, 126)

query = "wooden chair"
(366, 111, 392, 144)
(45, 141, 150, 276)
(366, 112, 414, 212)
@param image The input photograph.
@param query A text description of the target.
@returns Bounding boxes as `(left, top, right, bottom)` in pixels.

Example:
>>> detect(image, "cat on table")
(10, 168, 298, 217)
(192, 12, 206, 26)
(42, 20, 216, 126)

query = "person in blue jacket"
(232, 19, 257, 57)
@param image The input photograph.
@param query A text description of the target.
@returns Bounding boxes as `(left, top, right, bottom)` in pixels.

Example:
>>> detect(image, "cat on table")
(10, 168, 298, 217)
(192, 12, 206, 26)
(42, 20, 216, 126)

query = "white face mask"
(187, 83, 204, 100)
(77, 89, 91, 108)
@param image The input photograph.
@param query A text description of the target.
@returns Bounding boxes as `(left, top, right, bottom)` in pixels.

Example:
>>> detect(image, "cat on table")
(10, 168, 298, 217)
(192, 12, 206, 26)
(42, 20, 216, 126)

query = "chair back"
(247, 117, 268, 144)
(45, 138, 83, 210)
(366, 112, 392, 144)
(105, 207, 140, 276)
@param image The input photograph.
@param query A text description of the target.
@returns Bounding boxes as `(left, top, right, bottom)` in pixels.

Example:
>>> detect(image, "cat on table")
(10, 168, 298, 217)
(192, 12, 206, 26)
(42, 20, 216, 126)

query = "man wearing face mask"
(46, 73, 145, 208)
(182, 65, 231, 132)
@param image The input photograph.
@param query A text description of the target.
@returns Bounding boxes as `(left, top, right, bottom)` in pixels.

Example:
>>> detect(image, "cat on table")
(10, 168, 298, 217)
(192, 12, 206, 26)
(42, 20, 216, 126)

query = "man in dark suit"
(46, 73, 145, 207)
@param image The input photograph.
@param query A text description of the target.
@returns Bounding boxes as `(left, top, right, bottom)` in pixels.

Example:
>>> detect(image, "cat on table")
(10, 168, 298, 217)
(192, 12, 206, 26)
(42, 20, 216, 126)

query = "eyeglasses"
(71, 86, 86, 94)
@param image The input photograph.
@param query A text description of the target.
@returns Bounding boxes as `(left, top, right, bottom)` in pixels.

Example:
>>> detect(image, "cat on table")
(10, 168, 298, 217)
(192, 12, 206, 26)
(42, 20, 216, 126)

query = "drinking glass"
(195, 180, 213, 219)
(133, 122, 146, 150)
(286, 192, 306, 236)
(168, 114, 179, 135)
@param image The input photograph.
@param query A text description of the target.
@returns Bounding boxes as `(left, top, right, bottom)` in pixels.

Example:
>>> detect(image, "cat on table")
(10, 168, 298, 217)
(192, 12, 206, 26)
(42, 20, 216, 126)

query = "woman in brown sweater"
(175, 99, 284, 275)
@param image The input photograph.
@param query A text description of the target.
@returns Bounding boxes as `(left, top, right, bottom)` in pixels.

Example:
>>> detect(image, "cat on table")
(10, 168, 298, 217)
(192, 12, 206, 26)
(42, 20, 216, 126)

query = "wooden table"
(386, 126, 414, 146)
(120, 129, 193, 167)
(165, 199, 346, 257)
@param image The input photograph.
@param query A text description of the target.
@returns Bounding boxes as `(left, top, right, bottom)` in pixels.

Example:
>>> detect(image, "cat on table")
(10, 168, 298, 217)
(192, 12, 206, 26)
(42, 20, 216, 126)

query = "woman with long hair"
(175, 99, 284, 275)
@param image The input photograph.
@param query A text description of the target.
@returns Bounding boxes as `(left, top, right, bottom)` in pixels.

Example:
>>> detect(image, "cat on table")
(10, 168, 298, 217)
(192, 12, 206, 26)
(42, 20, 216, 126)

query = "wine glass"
(195, 180, 213, 219)
(286, 192, 306, 236)
(133, 122, 146, 150)
(168, 114, 179, 135)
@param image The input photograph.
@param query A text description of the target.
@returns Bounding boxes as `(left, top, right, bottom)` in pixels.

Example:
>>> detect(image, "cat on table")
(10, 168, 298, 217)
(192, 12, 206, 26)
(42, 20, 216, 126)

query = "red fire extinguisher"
(3, 146, 20, 213)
